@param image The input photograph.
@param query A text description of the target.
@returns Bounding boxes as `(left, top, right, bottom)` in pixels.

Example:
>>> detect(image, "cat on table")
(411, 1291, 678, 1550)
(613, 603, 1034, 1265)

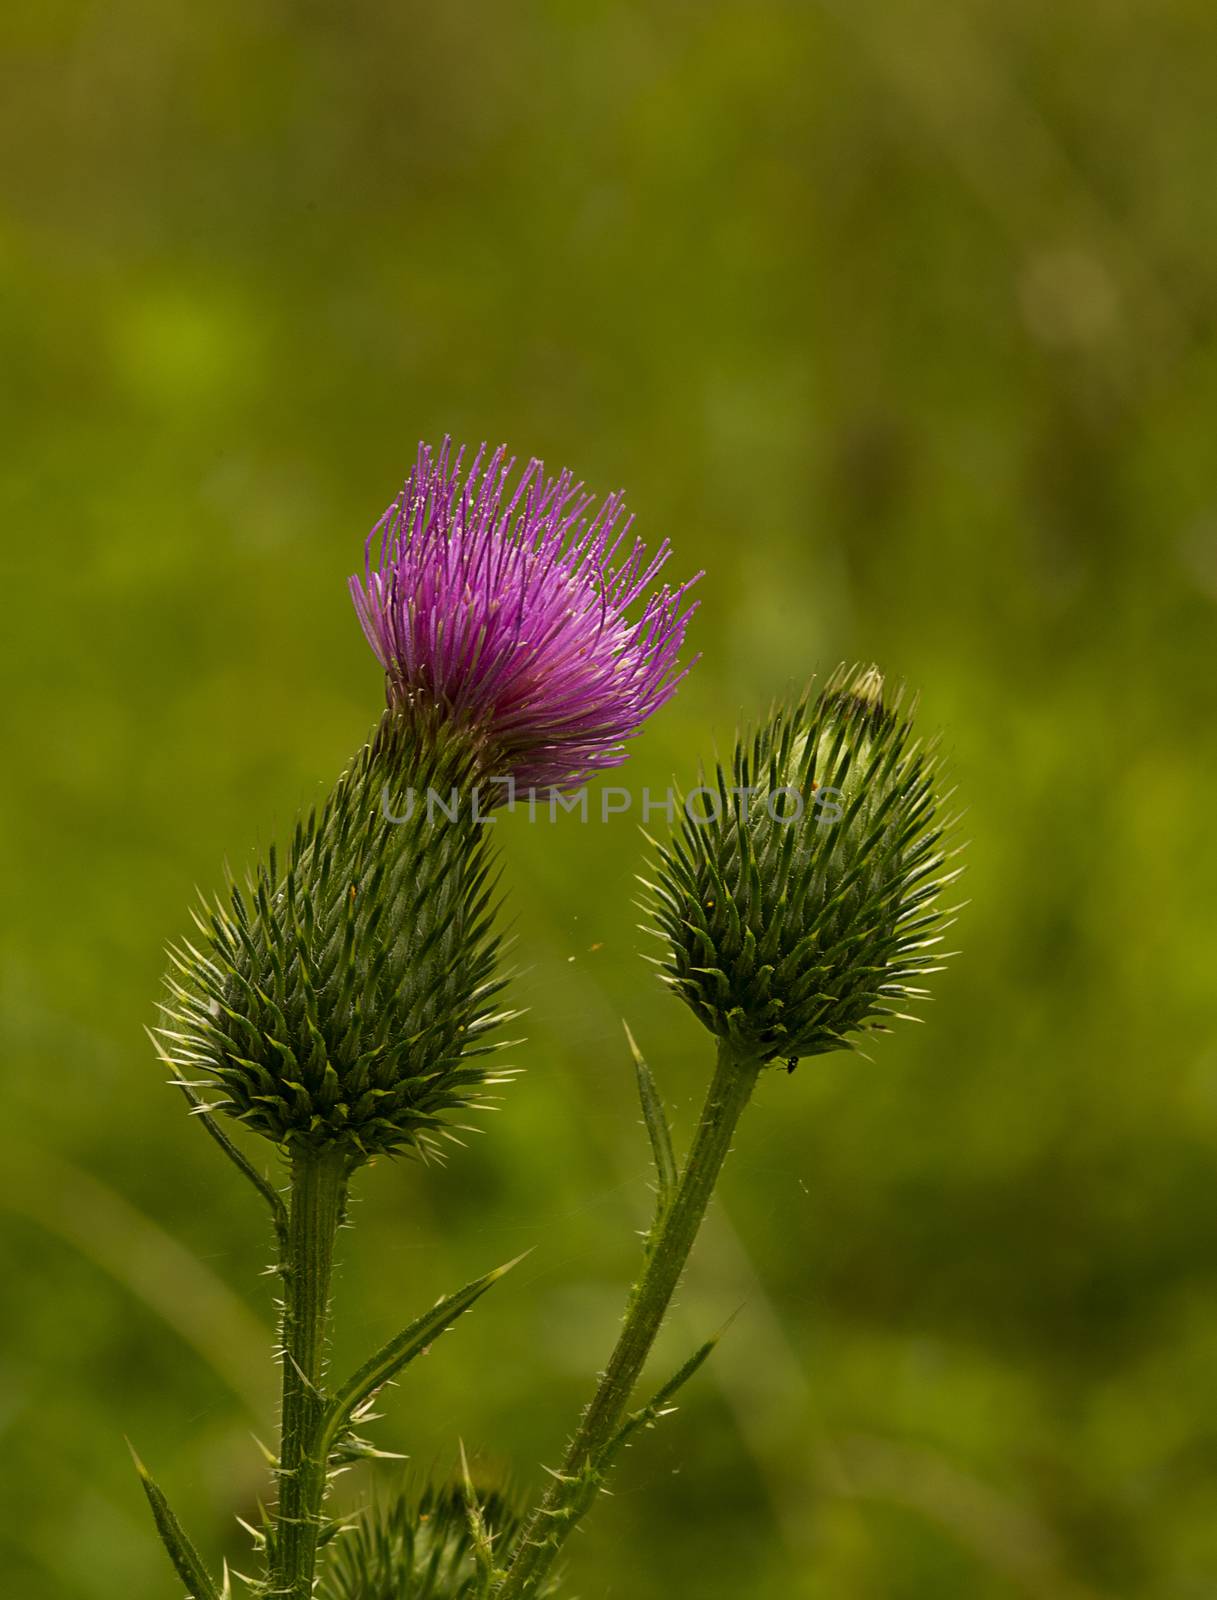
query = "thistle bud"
(647, 666, 960, 1065)
(321, 1480, 562, 1600)
(157, 713, 511, 1162)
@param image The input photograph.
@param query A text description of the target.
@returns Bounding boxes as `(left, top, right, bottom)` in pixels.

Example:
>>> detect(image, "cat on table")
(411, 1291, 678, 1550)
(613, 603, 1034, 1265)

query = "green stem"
(496, 1040, 761, 1599)
(270, 1145, 349, 1598)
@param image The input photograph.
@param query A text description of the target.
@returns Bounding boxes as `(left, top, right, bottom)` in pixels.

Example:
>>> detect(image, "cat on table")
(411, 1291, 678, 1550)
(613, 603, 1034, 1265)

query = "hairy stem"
(496, 1040, 761, 1598)
(270, 1145, 349, 1598)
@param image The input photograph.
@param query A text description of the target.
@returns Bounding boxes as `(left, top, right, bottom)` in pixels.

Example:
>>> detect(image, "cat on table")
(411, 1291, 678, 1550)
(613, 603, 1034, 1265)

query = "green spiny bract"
(320, 1481, 561, 1600)
(647, 665, 960, 1066)
(157, 712, 514, 1163)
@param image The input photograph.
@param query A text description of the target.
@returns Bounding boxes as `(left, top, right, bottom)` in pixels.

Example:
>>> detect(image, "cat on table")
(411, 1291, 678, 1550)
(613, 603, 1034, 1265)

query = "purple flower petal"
(350, 440, 701, 789)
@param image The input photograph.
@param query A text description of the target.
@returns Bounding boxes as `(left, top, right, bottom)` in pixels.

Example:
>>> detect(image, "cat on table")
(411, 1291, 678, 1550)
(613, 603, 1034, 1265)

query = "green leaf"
(598, 1319, 733, 1468)
(128, 1442, 221, 1600)
(319, 1253, 528, 1461)
(624, 1021, 677, 1217)
(458, 1439, 496, 1597)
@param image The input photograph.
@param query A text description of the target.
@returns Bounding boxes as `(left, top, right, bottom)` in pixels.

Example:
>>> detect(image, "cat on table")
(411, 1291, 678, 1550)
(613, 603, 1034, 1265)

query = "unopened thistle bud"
(647, 665, 960, 1065)
(157, 714, 511, 1161)
(321, 1481, 561, 1600)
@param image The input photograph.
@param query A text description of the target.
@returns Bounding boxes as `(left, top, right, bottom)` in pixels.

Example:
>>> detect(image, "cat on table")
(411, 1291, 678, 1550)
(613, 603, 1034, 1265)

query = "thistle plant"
(134, 432, 960, 1599)
(491, 666, 961, 1599)
(137, 439, 698, 1600)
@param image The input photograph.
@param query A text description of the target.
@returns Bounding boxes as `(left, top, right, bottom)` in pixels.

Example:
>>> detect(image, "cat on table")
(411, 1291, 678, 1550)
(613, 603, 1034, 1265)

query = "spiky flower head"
(157, 714, 512, 1163)
(350, 440, 700, 792)
(648, 665, 961, 1066)
(321, 1480, 562, 1600)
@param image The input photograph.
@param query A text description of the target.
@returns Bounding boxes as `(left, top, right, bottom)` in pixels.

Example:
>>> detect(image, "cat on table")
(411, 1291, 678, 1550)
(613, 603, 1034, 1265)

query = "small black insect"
(786, 1057, 798, 1074)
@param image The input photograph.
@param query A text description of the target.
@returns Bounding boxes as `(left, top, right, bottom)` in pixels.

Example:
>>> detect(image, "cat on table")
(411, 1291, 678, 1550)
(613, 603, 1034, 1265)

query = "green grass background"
(2, 2, 1216, 1595)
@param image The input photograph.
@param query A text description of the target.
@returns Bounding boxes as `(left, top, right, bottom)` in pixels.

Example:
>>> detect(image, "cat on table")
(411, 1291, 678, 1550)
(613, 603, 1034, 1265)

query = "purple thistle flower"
(350, 440, 701, 790)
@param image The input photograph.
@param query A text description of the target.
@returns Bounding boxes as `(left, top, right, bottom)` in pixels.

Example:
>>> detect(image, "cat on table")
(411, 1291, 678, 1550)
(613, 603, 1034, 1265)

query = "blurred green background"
(2, 2, 1216, 1595)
